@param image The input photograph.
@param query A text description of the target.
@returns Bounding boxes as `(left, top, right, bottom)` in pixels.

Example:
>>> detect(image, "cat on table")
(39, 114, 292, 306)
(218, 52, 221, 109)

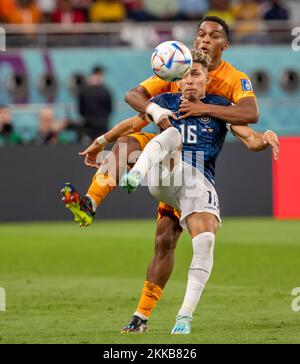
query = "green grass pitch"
(0, 218, 299, 344)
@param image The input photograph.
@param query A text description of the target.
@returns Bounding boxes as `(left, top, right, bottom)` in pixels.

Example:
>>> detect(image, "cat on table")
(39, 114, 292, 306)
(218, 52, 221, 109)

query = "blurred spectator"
(205, 0, 235, 25)
(262, 0, 290, 43)
(122, 0, 156, 21)
(0, 106, 21, 145)
(72, 0, 92, 9)
(37, 0, 56, 22)
(35, 106, 64, 145)
(233, 0, 261, 22)
(142, 0, 180, 21)
(78, 66, 113, 140)
(232, 0, 264, 43)
(90, 0, 126, 22)
(177, 0, 209, 21)
(35, 106, 84, 145)
(0, 0, 17, 22)
(72, 0, 92, 6)
(7, 0, 41, 24)
(52, 0, 86, 24)
(71, 0, 93, 20)
(263, 0, 289, 21)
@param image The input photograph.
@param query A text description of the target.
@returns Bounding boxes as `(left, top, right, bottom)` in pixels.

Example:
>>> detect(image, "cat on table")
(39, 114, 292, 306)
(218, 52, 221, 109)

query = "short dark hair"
(198, 16, 230, 38)
(92, 66, 104, 74)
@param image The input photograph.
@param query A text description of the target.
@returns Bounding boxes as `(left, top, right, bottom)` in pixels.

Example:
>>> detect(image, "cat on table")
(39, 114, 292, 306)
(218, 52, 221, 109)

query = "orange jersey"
(140, 60, 255, 104)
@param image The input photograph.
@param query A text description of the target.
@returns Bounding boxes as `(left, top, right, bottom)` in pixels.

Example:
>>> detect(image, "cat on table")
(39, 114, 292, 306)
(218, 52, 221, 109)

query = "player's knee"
(155, 127, 182, 153)
(155, 234, 176, 257)
(165, 127, 183, 148)
(199, 215, 220, 235)
(110, 137, 127, 181)
(207, 216, 220, 234)
(155, 224, 179, 256)
(113, 136, 130, 153)
(112, 136, 141, 177)
(167, 126, 183, 151)
(115, 136, 142, 167)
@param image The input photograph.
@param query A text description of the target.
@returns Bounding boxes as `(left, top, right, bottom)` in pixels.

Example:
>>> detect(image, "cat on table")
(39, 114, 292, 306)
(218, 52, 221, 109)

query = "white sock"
(133, 311, 149, 321)
(131, 127, 182, 179)
(178, 232, 215, 318)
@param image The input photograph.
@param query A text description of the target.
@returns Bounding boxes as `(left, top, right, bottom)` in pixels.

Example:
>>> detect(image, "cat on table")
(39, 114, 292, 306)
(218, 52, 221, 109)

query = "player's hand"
(78, 139, 104, 168)
(145, 102, 178, 126)
(178, 99, 206, 119)
(263, 130, 279, 161)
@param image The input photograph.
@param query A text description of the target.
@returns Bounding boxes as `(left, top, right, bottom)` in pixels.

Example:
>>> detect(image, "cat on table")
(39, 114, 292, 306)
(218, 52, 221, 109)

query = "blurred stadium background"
(0, 0, 300, 344)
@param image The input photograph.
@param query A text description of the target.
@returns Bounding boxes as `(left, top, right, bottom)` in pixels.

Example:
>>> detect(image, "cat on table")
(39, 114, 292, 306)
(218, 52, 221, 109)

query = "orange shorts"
(157, 202, 181, 225)
(129, 132, 181, 225)
(128, 131, 157, 151)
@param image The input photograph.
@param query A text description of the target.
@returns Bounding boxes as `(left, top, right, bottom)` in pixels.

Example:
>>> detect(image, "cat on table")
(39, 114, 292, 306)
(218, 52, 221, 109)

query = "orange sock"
(86, 173, 116, 209)
(134, 281, 163, 320)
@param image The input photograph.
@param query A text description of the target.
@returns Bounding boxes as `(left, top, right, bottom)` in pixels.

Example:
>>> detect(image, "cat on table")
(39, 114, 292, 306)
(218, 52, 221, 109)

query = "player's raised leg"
(121, 128, 183, 332)
(61, 182, 95, 226)
(121, 127, 182, 193)
(171, 212, 219, 334)
(86, 135, 141, 207)
(62, 135, 142, 226)
(121, 213, 182, 332)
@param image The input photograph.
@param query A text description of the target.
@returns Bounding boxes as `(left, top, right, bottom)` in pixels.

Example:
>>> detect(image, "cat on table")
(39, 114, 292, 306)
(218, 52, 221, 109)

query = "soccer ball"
(151, 41, 193, 82)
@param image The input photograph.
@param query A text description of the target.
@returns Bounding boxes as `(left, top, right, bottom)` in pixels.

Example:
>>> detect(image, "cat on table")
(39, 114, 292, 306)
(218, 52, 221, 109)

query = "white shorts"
(148, 161, 221, 230)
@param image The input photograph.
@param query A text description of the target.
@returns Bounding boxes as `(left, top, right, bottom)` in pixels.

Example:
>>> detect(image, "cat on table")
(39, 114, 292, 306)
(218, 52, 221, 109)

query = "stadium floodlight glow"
(0, 27, 5, 52)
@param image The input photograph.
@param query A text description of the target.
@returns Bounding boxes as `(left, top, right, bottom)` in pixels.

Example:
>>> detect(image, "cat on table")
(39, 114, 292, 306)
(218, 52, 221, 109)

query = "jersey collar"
(180, 95, 206, 101)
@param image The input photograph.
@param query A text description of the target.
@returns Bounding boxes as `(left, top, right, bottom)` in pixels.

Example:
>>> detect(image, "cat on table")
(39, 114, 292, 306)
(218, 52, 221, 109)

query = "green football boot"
(61, 182, 95, 227)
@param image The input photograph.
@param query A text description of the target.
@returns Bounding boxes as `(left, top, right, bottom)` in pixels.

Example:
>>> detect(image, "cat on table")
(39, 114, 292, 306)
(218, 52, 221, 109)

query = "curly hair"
(191, 49, 211, 69)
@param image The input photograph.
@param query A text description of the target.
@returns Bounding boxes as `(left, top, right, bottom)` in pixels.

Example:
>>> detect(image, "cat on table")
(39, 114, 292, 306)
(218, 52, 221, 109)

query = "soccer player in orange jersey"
(63, 17, 260, 332)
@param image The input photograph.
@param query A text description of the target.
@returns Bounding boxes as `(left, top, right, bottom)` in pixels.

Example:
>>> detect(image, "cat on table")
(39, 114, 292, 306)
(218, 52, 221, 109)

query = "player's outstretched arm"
(104, 114, 148, 142)
(125, 85, 152, 114)
(179, 97, 259, 125)
(230, 124, 279, 161)
(79, 115, 148, 168)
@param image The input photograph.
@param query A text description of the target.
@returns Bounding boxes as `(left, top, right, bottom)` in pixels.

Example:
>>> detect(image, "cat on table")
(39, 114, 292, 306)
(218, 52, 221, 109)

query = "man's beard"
(187, 94, 198, 102)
